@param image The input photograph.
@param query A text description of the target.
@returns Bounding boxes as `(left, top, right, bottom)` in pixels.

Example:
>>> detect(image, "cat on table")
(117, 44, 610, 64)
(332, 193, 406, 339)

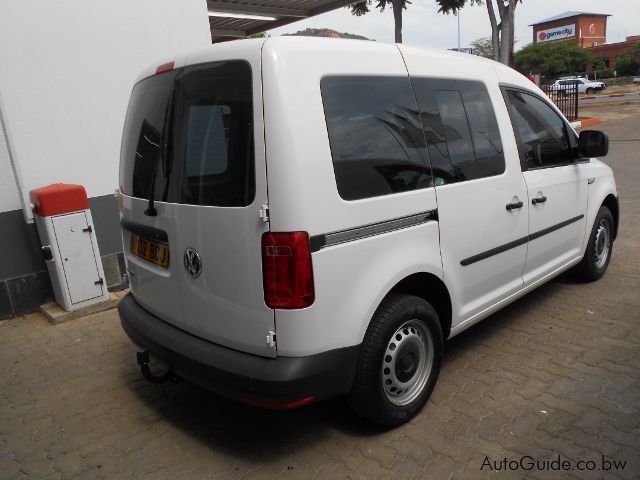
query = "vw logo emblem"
(183, 248, 202, 278)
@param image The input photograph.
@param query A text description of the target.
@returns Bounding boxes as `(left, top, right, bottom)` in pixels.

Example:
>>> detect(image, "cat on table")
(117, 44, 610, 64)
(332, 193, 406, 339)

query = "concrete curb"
(39, 292, 121, 324)
(570, 117, 602, 129)
(581, 92, 640, 100)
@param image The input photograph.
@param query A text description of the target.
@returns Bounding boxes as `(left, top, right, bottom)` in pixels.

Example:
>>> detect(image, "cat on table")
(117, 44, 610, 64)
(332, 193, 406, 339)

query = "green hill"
(282, 28, 371, 41)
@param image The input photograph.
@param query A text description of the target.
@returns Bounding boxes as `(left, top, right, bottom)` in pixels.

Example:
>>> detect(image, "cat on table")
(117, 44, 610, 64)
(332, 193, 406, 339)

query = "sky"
(269, 0, 639, 51)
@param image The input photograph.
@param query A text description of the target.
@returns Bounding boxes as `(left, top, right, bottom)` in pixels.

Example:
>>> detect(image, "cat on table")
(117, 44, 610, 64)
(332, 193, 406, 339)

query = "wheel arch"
(602, 193, 619, 240)
(385, 272, 453, 341)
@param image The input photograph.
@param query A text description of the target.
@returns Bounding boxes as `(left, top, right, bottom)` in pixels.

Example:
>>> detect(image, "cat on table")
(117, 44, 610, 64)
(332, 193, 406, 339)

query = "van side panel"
(276, 223, 443, 356)
(261, 39, 437, 235)
(261, 38, 443, 356)
(398, 46, 535, 330)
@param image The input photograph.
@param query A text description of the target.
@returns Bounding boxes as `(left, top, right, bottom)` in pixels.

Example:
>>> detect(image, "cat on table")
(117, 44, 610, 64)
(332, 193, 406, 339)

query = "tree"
(350, 0, 410, 43)
(436, 0, 521, 65)
(592, 56, 607, 71)
(514, 42, 593, 78)
(615, 41, 640, 76)
(470, 36, 494, 58)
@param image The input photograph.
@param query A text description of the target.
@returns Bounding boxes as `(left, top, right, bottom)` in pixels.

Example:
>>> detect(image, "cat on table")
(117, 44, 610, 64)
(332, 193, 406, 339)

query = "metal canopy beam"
(207, 1, 309, 18)
(212, 29, 247, 38)
(244, 0, 358, 35)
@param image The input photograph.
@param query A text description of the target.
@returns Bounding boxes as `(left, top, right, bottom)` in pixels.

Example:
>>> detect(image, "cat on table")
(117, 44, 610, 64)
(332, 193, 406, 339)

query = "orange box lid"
(29, 183, 89, 217)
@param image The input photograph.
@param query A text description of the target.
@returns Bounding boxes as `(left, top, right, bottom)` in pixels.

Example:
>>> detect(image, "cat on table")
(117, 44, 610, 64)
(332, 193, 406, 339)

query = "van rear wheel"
(348, 294, 443, 427)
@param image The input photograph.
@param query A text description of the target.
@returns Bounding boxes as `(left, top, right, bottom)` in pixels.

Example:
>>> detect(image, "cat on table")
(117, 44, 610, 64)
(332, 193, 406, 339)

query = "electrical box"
(30, 184, 109, 311)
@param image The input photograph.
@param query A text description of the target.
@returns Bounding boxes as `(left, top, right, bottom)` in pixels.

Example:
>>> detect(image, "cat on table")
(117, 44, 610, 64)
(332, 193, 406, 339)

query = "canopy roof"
(207, 0, 360, 42)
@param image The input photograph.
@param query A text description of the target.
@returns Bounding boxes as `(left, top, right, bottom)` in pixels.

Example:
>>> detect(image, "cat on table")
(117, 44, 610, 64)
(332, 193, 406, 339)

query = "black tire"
(586, 87, 595, 95)
(347, 294, 443, 427)
(575, 206, 614, 282)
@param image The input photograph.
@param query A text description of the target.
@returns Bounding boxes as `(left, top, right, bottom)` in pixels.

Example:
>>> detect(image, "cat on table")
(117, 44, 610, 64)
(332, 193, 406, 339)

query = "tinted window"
(411, 78, 505, 183)
(120, 71, 177, 199)
(504, 90, 573, 169)
(173, 61, 254, 207)
(320, 76, 432, 201)
(185, 105, 230, 176)
(119, 61, 255, 206)
(435, 90, 475, 167)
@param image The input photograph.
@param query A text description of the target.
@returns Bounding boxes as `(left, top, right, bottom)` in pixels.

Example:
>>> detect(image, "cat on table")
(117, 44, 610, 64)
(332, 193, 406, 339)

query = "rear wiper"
(144, 91, 174, 217)
(144, 160, 159, 216)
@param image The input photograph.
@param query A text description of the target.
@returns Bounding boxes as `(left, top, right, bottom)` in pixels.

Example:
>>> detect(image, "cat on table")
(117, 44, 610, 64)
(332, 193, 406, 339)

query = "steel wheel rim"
(382, 320, 434, 406)
(594, 219, 610, 269)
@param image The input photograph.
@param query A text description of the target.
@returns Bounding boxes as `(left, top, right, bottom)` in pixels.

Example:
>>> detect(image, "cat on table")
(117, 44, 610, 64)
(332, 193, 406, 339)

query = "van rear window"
(119, 61, 254, 207)
(173, 62, 254, 207)
(120, 71, 177, 199)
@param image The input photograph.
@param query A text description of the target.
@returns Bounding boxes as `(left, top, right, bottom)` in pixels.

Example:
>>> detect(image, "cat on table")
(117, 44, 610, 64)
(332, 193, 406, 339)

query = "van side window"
(321, 76, 432, 201)
(173, 61, 255, 207)
(435, 90, 475, 167)
(411, 78, 505, 184)
(503, 90, 573, 169)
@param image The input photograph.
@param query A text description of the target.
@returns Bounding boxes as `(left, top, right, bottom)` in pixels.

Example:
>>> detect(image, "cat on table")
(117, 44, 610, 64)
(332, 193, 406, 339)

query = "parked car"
(118, 38, 619, 426)
(551, 77, 606, 95)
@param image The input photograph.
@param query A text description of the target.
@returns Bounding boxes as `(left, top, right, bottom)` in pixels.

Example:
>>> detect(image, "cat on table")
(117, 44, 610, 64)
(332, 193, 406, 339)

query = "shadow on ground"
(123, 271, 581, 463)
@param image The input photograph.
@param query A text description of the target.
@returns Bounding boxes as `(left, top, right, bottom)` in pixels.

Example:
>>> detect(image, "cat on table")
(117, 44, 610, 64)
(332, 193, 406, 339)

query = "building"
(529, 11, 640, 70)
(530, 11, 610, 48)
(0, 0, 359, 320)
(587, 36, 640, 70)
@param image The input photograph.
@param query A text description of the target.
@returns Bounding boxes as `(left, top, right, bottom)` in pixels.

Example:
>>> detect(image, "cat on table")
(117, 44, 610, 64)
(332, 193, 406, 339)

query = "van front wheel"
(348, 294, 443, 427)
(575, 205, 614, 281)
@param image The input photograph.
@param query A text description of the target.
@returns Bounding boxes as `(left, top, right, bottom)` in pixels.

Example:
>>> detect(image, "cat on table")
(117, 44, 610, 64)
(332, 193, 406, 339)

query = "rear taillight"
(262, 232, 314, 309)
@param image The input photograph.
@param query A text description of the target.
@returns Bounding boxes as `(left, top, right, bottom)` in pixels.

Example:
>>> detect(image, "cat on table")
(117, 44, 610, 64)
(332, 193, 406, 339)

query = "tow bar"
(136, 351, 178, 383)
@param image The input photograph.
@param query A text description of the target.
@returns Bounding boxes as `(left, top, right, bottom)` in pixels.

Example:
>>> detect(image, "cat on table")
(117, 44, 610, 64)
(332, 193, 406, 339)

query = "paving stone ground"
(1, 108, 639, 479)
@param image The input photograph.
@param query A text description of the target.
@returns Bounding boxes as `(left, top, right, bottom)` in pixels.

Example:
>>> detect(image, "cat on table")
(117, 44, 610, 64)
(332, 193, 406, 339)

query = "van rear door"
(120, 69, 184, 329)
(170, 59, 275, 357)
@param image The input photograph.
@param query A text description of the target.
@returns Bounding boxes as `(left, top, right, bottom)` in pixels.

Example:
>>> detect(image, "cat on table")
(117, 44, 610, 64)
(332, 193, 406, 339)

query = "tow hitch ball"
(136, 351, 177, 383)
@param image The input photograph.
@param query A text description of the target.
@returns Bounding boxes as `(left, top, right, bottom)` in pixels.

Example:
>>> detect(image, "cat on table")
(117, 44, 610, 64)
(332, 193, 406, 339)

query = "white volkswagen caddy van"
(118, 37, 619, 426)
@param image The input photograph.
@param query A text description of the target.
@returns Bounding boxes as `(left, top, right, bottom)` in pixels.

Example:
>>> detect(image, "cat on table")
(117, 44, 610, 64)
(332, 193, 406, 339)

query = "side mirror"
(578, 130, 609, 158)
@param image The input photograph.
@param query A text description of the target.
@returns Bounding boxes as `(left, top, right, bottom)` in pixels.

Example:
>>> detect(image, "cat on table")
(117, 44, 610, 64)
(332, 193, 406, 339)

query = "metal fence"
(541, 83, 579, 121)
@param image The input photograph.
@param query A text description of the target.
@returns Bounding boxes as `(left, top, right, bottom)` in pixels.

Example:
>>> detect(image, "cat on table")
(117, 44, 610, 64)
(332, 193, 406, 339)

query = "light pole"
(457, 8, 461, 51)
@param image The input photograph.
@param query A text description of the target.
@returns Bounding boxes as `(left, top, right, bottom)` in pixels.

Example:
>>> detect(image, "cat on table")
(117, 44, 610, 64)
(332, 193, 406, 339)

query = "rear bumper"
(118, 293, 360, 407)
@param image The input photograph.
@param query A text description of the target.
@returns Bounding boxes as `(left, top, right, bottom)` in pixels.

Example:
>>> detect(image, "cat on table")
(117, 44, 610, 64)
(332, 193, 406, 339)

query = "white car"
(552, 77, 606, 95)
(118, 38, 619, 426)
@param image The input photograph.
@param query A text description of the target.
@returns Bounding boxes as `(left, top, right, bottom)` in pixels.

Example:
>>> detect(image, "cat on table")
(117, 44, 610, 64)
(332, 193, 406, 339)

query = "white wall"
(0, 124, 21, 212)
(0, 0, 211, 214)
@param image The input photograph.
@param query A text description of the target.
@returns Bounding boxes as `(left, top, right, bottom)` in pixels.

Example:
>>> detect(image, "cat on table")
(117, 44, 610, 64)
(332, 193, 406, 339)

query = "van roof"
(135, 37, 502, 84)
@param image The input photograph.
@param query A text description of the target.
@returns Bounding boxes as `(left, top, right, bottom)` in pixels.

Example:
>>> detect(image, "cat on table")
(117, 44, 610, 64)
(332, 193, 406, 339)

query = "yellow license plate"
(130, 234, 170, 268)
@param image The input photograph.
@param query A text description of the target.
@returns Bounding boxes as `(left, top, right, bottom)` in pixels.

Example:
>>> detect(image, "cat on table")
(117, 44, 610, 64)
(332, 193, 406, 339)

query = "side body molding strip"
(460, 214, 585, 267)
(309, 210, 438, 253)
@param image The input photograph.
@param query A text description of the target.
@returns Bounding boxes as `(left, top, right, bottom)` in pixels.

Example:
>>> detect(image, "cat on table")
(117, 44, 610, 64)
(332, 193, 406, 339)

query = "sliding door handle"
(506, 201, 524, 211)
(532, 196, 547, 205)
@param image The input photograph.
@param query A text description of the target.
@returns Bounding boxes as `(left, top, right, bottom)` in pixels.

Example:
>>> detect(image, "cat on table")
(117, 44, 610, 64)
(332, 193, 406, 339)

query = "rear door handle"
(506, 201, 524, 211)
(532, 196, 547, 205)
